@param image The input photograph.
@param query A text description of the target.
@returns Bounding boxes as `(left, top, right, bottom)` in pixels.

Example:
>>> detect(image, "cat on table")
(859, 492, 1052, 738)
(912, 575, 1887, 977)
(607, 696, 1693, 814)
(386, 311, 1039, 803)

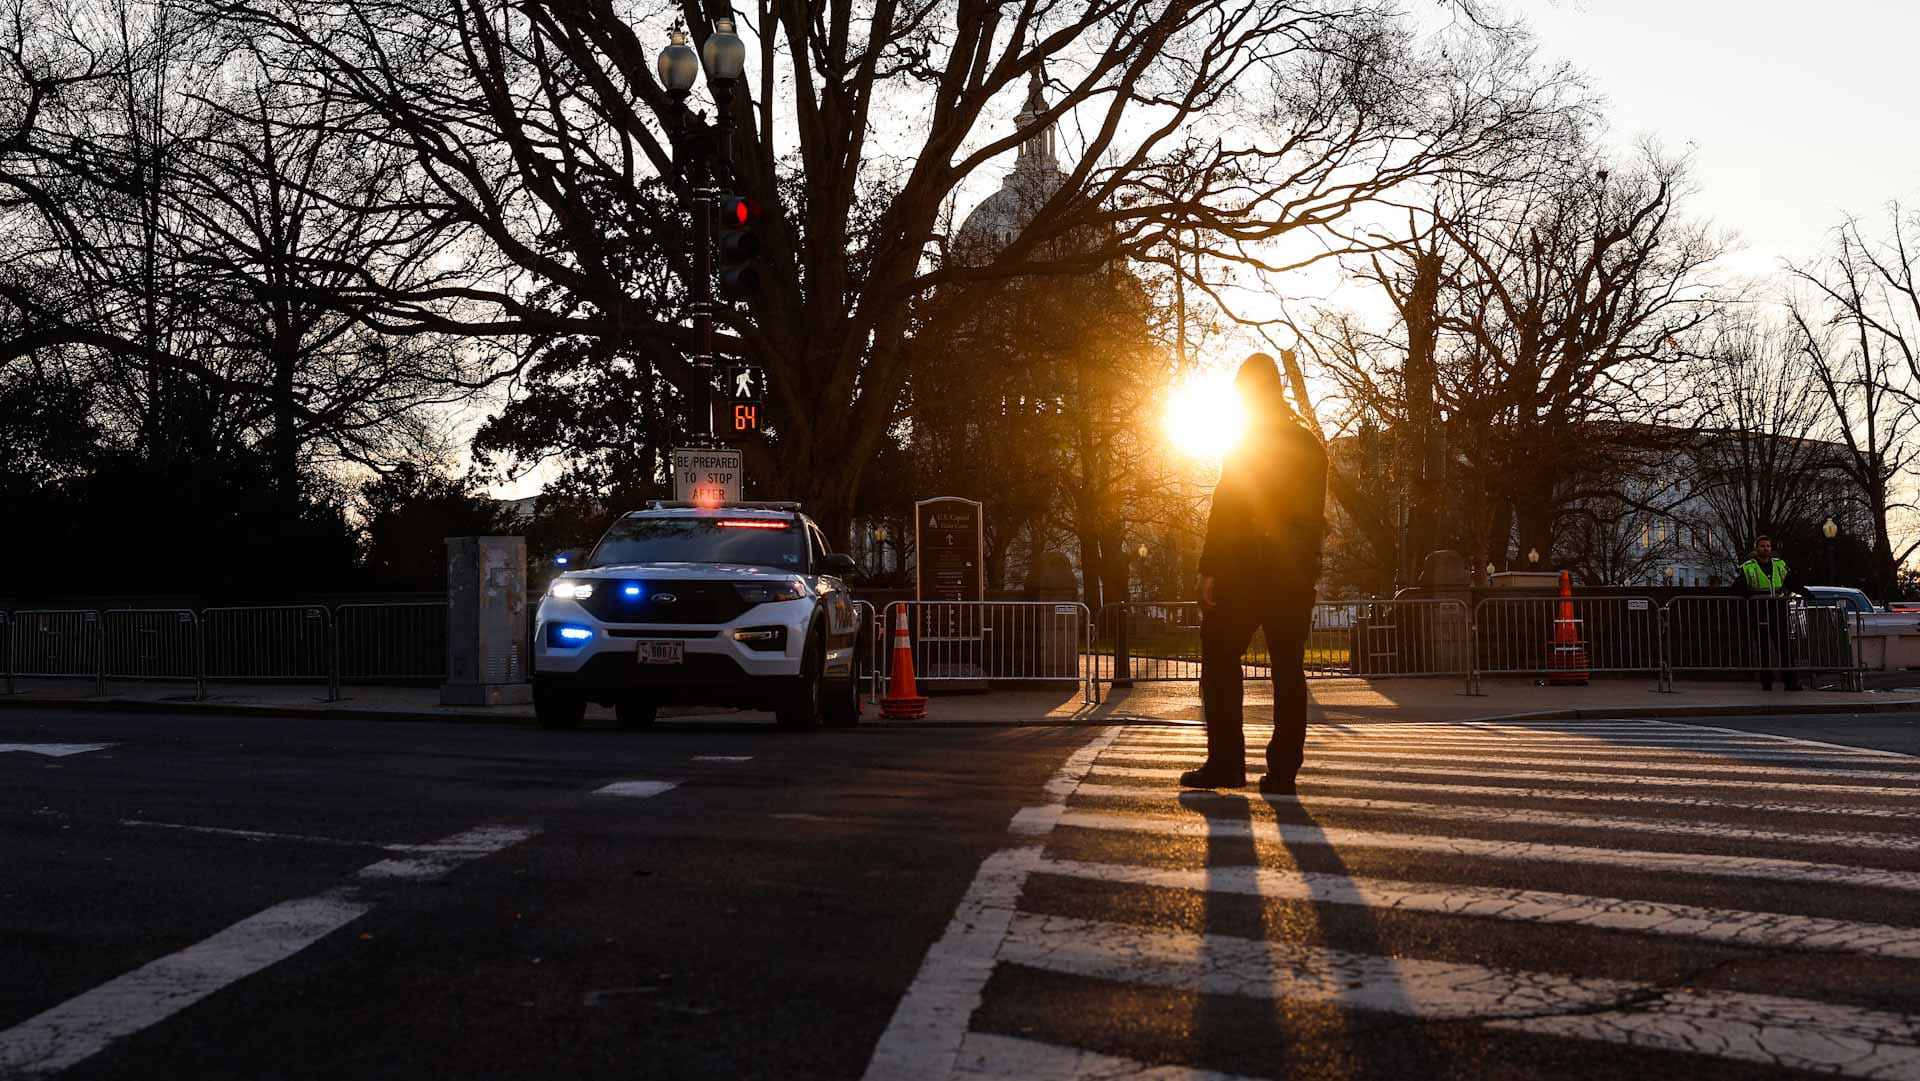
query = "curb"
(6, 691, 1920, 729)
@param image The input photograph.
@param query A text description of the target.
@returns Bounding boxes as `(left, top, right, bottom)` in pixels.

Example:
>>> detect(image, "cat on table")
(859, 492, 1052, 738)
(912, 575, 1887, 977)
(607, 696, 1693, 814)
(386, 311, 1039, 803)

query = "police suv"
(533, 502, 865, 730)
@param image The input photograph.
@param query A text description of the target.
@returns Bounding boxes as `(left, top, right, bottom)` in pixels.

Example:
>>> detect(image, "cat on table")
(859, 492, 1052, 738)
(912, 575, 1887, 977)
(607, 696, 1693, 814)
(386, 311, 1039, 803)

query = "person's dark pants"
(1753, 598, 1799, 690)
(1200, 588, 1315, 780)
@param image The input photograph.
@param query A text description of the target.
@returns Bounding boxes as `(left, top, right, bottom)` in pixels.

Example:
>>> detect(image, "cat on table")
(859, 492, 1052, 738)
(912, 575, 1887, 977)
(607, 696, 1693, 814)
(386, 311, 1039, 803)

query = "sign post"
(914, 497, 985, 679)
(671, 447, 743, 505)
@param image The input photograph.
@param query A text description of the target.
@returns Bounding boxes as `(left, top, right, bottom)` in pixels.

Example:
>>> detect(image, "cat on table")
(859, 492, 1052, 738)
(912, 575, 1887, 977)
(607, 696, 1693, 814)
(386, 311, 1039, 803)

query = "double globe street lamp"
(657, 19, 753, 442)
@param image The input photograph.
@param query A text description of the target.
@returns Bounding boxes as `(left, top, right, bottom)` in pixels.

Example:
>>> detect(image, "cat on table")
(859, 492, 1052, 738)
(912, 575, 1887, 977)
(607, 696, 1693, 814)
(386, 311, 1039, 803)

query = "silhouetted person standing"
(1735, 534, 1811, 691)
(1183, 352, 1327, 795)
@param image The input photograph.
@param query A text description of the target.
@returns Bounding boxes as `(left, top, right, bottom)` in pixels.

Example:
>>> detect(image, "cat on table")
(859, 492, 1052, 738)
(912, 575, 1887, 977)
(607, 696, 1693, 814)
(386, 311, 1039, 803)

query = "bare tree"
(1785, 211, 1920, 595)
(160, 0, 1576, 536)
(1687, 316, 1839, 570)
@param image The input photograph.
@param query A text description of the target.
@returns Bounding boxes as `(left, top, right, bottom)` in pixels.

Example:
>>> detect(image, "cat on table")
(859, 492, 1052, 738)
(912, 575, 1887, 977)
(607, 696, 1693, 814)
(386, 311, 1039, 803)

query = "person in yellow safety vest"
(1733, 534, 1811, 691)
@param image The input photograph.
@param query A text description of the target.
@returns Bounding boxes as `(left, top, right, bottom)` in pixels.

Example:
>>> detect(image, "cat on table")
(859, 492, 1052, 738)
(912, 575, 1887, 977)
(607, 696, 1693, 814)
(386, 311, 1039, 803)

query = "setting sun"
(1163, 374, 1247, 460)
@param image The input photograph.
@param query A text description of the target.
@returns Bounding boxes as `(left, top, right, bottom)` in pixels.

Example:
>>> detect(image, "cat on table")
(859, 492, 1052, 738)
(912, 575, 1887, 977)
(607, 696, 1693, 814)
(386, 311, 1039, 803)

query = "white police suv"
(533, 502, 865, 730)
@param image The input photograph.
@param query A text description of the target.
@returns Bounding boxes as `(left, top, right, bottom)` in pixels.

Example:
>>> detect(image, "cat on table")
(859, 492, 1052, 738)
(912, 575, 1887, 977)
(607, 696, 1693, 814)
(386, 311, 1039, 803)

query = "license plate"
(636, 640, 684, 664)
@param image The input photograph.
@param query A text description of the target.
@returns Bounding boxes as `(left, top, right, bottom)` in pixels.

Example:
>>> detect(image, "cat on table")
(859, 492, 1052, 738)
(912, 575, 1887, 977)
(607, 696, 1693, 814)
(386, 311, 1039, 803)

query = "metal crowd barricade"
(1665, 595, 1861, 689)
(1088, 598, 1473, 703)
(201, 606, 339, 701)
(10, 609, 103, 694)
(850, 600, 878, 700)
(101, 609, 204, 699)
(1, 610, 10, 695)
(336, 603, 448, 682)
(876, 600, 1089, 699)
(1316, 599, 1474, 689)
(1090, 601, 1215, 699)
(1472, 595, 1662, 692)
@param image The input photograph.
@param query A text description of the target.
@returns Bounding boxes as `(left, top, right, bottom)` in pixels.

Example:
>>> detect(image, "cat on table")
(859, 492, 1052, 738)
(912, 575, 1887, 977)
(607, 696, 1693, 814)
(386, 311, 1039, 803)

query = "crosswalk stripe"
(860, 727, 1124, 1081)
(1092, 760, 1920, 798)
(1029, 855, 1920, 960)
(1664, 721, 1919, 759)
(1119, 739, 1900, 763)
(1029, 808, 1920, 894)
(952, 1032, 1260, 1081)
(1126, 734, 1896, 756)
(1101, 747, 1920, 784)
(1084, 765, 1920, 820)
(996, 913, 1920, 1079)
(1069, 783, 1920, 853)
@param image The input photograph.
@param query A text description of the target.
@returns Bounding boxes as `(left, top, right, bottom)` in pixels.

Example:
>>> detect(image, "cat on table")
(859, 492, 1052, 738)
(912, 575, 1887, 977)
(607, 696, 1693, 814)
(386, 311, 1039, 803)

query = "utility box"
(442, 536, 532, 706)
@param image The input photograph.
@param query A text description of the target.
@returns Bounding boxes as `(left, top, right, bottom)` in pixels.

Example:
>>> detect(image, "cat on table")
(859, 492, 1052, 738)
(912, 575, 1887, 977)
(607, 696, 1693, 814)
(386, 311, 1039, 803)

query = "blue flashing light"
(622, 584, 642, 598)
(555, 555, 570, 565)
(557, 625, 593, 642)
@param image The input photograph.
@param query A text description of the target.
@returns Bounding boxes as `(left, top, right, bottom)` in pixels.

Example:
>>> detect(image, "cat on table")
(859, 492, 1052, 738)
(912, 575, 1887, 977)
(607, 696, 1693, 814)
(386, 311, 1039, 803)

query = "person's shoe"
(1178, 766, 1246, 789)
(1257, 774, 1297, 797)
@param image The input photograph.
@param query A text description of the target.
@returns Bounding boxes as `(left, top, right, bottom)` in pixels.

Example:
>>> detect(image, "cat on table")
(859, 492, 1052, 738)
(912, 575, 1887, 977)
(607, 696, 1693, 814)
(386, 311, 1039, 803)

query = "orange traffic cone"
(880, 607, 928, 720)
(1547, 570, 1589, 686)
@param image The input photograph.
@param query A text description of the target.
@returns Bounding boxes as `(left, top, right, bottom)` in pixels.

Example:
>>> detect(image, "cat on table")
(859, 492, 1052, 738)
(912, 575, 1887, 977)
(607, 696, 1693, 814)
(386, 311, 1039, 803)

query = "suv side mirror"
(554, 548, 585, 568)
(824, 553, 857, 576)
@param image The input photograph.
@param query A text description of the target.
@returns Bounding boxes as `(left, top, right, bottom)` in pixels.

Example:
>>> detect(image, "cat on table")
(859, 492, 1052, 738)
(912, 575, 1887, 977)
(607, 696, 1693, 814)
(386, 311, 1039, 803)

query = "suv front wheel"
(776, 628, 825, 731)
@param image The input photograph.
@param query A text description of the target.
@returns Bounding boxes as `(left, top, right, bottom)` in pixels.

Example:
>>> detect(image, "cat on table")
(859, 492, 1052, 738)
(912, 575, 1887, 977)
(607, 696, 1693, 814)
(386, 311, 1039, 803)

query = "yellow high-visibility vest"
(1739, 558, 1788, 593)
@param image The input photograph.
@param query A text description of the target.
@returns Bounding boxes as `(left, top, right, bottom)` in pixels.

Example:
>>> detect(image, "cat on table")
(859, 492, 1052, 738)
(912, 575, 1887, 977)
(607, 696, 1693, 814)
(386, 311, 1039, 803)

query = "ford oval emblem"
(654, 593, 677, 604)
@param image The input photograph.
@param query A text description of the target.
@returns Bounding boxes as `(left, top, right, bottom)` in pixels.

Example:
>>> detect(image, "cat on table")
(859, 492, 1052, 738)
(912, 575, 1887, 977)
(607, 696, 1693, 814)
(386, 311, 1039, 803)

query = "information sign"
(671, 447, 743, 505)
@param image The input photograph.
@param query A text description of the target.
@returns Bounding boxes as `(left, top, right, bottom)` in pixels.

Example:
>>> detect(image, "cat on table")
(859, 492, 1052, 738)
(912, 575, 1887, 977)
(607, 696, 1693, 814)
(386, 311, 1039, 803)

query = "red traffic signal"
(721, 195, 760, 228)
(717, 194, 762, 301)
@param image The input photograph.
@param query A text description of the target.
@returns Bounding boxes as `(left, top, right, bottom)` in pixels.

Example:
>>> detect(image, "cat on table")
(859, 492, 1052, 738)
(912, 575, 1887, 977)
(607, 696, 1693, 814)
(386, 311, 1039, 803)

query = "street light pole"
(658, 19, 747, 446)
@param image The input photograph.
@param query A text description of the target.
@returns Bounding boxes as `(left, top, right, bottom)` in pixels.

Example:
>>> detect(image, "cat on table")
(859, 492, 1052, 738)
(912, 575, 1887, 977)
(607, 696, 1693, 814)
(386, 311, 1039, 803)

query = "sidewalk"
(6, 675, 1920, 727)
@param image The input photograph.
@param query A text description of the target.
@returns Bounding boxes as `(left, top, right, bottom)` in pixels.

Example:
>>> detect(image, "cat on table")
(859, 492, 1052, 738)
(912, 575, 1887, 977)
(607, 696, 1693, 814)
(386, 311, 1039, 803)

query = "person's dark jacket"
(1732, 558, 1811, 600)
(1198, 415, 1327, 592)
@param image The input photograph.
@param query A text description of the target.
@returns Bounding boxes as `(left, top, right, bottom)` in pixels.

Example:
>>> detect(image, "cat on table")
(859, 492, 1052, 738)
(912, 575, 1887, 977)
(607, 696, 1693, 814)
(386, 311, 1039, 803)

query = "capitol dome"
(956, 71, 1070, 258)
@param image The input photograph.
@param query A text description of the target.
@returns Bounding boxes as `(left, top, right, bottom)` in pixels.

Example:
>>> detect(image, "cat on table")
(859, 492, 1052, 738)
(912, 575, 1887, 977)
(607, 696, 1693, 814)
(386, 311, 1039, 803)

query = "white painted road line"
(692, 755, 755, 762)
(953, 1032, 1263, 1080)
(1083, 766, 1920, 820)
(115, 820, 498, 851)
(1095, 760, 1920, 798)
(0, 743, 114, 757)
(861, 726, 1123, 1081)
(1068, 784, 1920, 854)
(997, 913, 1920, 1079)
(1032, 808, 1920, 894)
(0, 824, 537, 1080)
(592, 780, 682, 798)
(1029, 855, 1920, 961)
(1102, 747, 1920, 784)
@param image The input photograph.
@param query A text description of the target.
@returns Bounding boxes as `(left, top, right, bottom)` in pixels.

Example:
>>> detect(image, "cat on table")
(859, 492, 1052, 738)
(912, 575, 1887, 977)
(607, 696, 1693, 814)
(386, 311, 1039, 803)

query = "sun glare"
(1164, 375, 1246, 460)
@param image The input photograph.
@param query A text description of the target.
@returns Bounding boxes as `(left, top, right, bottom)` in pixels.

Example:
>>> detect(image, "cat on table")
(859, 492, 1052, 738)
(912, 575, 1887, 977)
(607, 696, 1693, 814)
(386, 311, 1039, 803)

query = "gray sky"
(1527, 0, 1918, 278)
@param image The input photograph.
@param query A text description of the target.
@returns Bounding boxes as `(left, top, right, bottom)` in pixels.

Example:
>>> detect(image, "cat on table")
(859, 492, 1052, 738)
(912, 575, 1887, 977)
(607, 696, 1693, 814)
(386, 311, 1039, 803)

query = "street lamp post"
(1823, 517, 1839, 585)
(658, 19, 747, 443)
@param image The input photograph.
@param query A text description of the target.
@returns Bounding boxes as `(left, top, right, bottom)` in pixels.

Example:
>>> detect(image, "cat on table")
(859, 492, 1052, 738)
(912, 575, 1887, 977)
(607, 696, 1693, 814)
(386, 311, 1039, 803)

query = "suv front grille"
(576, 580, 752, 625)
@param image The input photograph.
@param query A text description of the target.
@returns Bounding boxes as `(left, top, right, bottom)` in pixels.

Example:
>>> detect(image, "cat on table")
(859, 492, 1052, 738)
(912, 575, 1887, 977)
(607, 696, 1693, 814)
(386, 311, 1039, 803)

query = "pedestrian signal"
(718, 195, 761, 301)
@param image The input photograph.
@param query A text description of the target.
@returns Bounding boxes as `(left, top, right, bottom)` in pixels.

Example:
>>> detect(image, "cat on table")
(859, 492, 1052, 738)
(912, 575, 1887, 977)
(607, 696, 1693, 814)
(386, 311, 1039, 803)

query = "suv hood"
(569, 562, 803, 581)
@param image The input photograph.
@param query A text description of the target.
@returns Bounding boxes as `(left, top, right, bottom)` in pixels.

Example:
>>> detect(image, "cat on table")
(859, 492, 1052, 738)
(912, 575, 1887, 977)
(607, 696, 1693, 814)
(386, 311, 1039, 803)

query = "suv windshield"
(590, 516, 806, 570)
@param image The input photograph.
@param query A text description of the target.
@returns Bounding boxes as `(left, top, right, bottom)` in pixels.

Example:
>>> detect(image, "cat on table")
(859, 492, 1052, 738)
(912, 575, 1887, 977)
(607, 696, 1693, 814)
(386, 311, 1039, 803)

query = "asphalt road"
(3, 705, 1919, 1080)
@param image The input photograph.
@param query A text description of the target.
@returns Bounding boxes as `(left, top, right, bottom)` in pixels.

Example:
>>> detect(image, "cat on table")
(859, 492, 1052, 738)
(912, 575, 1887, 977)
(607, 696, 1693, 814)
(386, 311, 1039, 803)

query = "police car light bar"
(717, 519, 791, 529)
(642, 501, 802, 511)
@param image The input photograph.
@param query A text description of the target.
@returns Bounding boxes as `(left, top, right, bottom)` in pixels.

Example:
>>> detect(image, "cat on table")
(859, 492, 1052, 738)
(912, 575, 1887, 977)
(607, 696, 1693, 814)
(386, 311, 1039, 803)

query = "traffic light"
(717, 194, 761, 301)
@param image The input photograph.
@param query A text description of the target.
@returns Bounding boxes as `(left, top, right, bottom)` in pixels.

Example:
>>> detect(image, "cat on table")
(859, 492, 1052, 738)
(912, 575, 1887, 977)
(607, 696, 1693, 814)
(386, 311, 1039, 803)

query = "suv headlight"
(735, 581, 804, 605)
(550, 579, 596, 600)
